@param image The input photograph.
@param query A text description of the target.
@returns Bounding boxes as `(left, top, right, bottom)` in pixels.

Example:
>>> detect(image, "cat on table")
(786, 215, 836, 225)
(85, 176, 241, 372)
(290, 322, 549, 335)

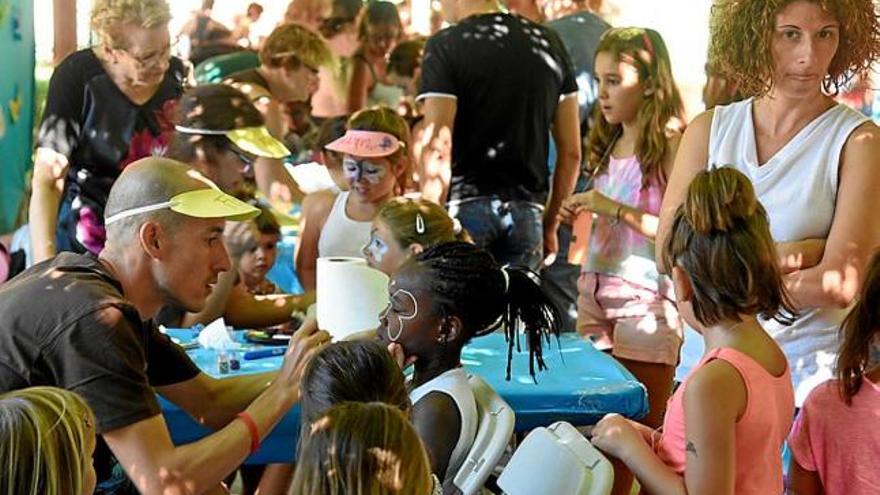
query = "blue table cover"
(160, 329, 647, 464)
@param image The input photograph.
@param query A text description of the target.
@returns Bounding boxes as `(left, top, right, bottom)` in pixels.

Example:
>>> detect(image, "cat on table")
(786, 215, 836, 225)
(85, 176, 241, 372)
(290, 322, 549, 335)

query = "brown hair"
(387, 38, 426, 78)
(292, 402, 433, 495)
(347, 106, 413, 193)
(356, 1, 403, 43)
(709, 0, 880, 97)
(260, 23, 332, 71)
(836, 250, 880, 404)
(377, 197, 470, 249)
(251, 202, 281, 236)
(663, 167, 797, 327)
(587, 27, 685, 188)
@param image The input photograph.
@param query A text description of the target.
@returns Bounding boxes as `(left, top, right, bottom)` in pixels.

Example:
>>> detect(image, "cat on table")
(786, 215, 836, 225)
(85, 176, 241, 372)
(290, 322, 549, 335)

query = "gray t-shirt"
(547, 11, 610, 129)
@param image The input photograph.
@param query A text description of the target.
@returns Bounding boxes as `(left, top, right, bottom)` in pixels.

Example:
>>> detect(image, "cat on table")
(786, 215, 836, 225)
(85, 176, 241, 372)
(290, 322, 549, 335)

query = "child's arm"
(223, 285, 316, 328)
(562, 190, 661, 239)
(788, 459, 823, 495)
(592, 360, 745, 495)
(411, 392, 463, 485)
(295, 191, 335, 291)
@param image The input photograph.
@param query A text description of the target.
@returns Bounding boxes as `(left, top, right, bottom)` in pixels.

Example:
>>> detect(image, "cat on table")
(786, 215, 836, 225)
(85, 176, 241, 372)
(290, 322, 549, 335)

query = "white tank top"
(410, 367, 478, 486)
(708, 98, 868, 405)
(317, 191, 373, 259)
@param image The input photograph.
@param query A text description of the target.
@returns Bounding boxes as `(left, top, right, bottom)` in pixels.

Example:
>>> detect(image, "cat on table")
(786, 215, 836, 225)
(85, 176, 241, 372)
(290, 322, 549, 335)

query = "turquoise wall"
(0, 0, 34, 233)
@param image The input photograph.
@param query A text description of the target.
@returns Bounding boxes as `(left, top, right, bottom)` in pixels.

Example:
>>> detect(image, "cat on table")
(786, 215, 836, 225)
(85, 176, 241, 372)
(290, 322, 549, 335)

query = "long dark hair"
(837, 250, 880, 405)
(412, 242, 560, 379)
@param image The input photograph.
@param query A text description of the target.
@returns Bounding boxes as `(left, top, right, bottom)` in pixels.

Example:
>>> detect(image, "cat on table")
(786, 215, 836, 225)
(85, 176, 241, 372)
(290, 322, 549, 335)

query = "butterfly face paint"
(343, 157, 388, 184)
(381, 289, 418, 342)
(363, 229, 390, 264)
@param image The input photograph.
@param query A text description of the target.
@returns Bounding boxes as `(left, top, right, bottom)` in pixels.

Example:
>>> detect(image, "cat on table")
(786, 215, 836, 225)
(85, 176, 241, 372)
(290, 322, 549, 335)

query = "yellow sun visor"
(175, 125, 290, 159)
(105, 187, 260, 226)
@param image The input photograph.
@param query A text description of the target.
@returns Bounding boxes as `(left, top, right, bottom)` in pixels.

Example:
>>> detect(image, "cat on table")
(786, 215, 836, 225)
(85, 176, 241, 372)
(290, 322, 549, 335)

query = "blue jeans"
(447, 196, 544, 270)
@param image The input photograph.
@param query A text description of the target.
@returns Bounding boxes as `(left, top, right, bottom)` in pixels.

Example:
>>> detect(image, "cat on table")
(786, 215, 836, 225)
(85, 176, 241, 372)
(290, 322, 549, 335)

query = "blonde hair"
(662, 167, 796, 327)
(0, 387, 95, 495)
(377, 197, 470, 248)
(90, 0, 171, 49)
(292, 402, 433, 495)
(260, 23, 333, 71)
(587, 27, 685, 187)
(709, 0, 880, 97)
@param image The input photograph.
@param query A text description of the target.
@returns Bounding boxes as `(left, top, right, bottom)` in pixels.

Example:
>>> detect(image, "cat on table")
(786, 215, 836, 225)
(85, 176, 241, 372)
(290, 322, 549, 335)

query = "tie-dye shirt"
(582, 155, 667, 294)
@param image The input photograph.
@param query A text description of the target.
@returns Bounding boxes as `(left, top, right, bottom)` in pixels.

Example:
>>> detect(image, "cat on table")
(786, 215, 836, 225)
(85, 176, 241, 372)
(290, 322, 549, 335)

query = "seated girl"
(0, 386, 96, 495)
(296, 106, 411, 290)
(292, 402, 438, 495)
(378, 241, 560, 490)
(300, 339, 410, 424)
(787, 250, 880, 495)
(363, 197, 470, 275)
(590, 167, 796, 495)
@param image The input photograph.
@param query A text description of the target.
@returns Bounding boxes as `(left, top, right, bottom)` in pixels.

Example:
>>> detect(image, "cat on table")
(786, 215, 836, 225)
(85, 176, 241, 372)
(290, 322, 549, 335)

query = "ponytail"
(413, 242, 560, 381)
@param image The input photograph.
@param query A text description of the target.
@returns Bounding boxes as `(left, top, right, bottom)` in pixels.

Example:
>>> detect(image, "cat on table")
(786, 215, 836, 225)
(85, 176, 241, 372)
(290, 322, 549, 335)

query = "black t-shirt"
(418, 13, 578, 204)
(0, 252, 200, 483)
(37, 49, 185, 255)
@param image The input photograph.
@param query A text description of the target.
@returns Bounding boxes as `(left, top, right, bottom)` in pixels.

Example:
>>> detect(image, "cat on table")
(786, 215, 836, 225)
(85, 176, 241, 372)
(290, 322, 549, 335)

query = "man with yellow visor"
(164, 84, 315, 331)
(0, 157, 331, 494)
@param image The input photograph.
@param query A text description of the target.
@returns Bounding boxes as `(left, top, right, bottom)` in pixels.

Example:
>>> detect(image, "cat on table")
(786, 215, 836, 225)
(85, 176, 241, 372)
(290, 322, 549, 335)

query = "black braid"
(413, 242, 561, 381)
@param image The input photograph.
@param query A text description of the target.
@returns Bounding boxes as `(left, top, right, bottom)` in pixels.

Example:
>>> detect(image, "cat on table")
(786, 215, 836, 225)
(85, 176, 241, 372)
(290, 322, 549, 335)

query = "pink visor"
(324, 130, 403, 158)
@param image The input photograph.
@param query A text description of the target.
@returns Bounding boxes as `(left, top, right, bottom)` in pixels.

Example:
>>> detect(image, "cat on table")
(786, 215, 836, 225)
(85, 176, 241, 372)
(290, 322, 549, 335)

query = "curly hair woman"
(657, 0, 880, 407)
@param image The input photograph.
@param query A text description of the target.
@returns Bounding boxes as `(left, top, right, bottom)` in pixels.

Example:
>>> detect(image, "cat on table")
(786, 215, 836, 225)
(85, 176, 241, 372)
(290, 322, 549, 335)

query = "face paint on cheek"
(364, 233, 390, 263)
(386, 289, 418, 342)
(342, 158, 388, 184)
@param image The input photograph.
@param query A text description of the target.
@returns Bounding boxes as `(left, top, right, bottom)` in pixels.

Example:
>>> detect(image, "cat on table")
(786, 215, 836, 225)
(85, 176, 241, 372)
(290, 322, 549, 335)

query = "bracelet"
(610, 205, 623, 226)
(236, 412, 261, 454)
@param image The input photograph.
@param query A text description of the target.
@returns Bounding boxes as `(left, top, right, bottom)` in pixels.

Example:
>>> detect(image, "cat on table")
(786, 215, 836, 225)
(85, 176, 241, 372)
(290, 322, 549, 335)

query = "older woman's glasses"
(121, 43, 170, 69)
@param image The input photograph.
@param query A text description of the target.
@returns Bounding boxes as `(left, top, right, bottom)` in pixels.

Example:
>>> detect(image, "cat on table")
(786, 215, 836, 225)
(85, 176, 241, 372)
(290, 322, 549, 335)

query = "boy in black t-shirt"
(416, 1, 581, 270)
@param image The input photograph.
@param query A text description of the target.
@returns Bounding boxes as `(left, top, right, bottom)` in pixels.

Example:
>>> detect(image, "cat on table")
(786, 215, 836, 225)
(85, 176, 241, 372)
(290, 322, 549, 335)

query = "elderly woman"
(657, 0, 880, 406)
(30, 0, 184, 262)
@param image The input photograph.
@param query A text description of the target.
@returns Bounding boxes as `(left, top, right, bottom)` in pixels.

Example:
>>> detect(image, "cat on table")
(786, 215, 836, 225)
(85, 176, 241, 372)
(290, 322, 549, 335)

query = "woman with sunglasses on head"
(347, 1, 405, 113)
(30, 0, 184, 263)
(225, 23, 333, 210)
(296, 106, 411, 290)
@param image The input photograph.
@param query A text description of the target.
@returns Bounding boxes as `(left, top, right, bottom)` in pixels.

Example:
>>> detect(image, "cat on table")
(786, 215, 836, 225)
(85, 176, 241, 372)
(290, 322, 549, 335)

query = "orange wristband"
(237, 412, 260, 454)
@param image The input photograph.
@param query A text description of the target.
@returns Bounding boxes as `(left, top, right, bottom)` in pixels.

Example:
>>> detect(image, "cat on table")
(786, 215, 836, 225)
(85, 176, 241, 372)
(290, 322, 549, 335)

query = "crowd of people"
(1, 0, 879, 494)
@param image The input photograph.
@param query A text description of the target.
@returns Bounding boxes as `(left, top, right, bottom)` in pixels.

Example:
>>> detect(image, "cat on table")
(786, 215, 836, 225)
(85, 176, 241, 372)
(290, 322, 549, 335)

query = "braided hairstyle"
(412, 242, 560, 380)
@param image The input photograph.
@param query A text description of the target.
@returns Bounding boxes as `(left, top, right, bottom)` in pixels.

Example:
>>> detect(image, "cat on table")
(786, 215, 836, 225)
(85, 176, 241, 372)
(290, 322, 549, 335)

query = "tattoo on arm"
(686, 440, 698, 458)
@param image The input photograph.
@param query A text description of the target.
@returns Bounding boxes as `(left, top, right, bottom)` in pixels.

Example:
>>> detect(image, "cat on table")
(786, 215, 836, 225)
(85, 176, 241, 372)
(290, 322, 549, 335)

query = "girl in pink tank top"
(590, 167, 795, 495)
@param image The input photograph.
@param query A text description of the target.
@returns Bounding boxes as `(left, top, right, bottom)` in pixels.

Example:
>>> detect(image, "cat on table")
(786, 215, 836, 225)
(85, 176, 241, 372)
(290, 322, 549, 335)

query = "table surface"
(160, 329, 647, 464)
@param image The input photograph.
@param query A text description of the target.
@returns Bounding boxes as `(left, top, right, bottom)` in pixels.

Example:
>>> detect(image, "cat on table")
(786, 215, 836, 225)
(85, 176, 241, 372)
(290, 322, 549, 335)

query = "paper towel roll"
(317, 257, 390, 340)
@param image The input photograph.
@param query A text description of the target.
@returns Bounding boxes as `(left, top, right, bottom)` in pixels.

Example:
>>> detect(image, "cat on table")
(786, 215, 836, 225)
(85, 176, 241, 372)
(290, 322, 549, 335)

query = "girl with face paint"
(295, 107, 411, 290)
(375, 241, 560, 489)
(363, 197, 471, 275)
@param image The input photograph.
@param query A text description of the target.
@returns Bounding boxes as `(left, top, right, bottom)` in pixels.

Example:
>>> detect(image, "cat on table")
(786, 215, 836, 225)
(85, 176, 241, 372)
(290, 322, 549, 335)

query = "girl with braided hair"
(376, 241, 560, 490)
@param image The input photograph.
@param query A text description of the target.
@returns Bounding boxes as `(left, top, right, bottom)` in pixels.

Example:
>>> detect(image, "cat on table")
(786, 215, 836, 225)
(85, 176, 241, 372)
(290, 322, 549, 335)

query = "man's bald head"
(105, 157, 212, 245)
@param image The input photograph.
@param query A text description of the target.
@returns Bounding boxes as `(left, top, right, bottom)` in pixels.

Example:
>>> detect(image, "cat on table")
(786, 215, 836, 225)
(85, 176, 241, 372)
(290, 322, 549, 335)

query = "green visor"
(174, 125, 290, 159)
(105, 187, 260, 226)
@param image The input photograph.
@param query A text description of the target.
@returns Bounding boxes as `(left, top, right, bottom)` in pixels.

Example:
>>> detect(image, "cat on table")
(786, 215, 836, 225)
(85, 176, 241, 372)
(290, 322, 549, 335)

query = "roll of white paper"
(317, 257, 390, 340)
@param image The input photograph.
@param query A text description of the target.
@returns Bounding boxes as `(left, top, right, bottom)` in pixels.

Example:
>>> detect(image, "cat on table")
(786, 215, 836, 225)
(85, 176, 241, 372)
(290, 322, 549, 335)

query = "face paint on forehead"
(384, 288, 418, 342)
(363, 230, 390, 263)
(343, 157, 388, 184)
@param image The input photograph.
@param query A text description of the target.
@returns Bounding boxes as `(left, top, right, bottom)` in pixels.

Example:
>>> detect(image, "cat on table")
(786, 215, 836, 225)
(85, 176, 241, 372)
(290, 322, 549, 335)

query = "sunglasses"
(229, 147, 256, 174)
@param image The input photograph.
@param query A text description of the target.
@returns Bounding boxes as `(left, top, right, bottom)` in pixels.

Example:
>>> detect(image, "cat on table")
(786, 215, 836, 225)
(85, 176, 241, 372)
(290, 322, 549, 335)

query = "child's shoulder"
(684, 358, 747, 414)
(302, 190, 339, 216)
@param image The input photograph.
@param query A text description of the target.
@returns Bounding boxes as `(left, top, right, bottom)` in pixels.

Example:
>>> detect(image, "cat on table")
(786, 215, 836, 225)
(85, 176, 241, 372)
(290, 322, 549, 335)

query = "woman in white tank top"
(657, 0, 880, 406)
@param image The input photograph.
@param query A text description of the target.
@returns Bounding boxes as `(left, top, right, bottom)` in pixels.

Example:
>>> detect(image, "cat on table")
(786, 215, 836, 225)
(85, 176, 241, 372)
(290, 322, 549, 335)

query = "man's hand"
(273, 318, 330, 407)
